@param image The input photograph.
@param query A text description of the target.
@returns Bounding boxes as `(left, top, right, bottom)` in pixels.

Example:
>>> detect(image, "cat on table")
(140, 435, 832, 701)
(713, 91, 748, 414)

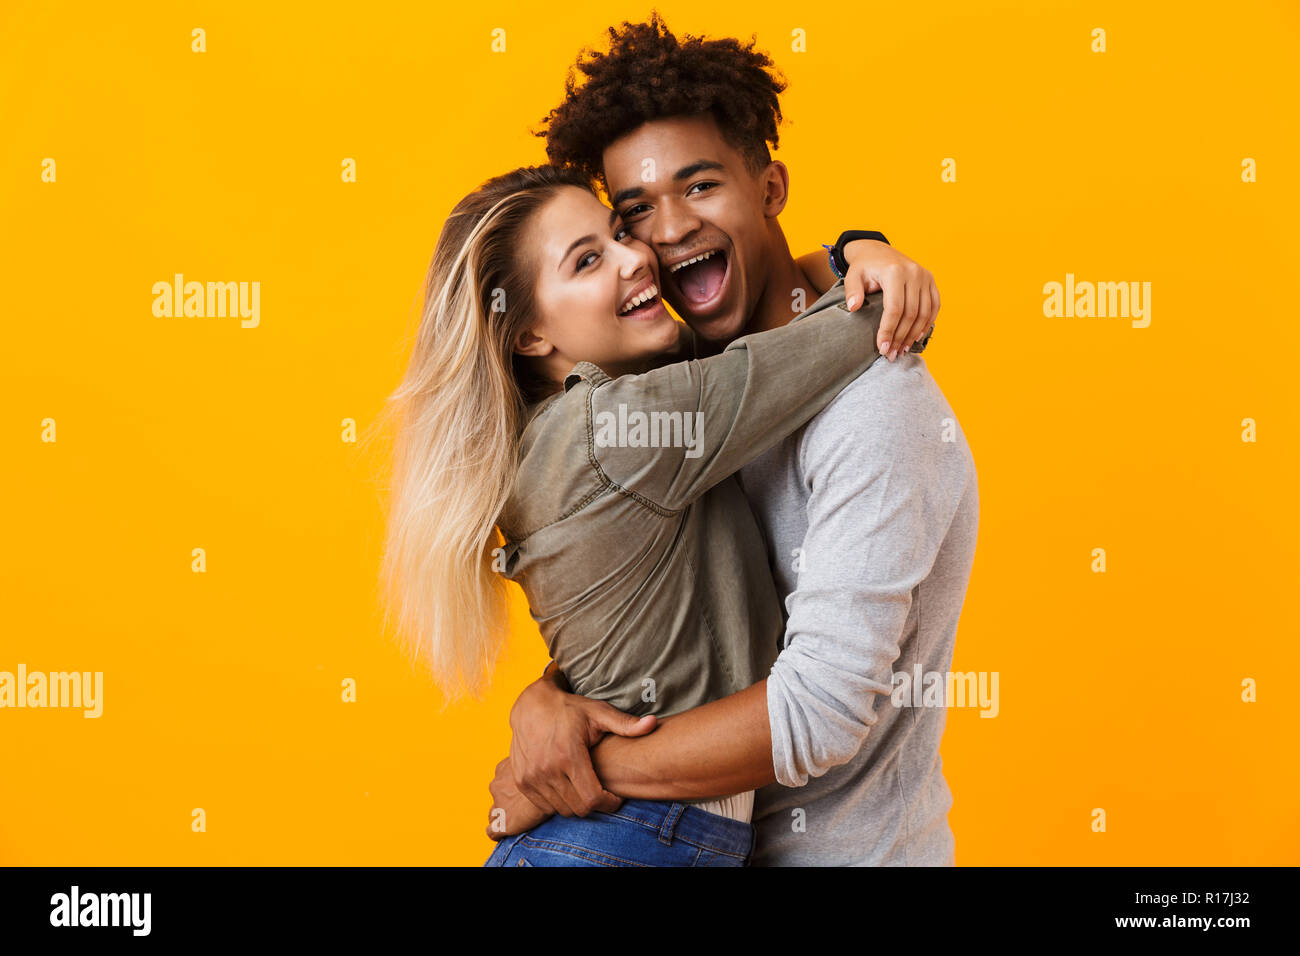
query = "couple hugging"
(380, 13, 978, 867)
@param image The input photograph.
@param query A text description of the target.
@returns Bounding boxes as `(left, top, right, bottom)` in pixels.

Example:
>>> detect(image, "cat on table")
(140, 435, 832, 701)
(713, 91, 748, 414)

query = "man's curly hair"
(538, 12, 787, 193)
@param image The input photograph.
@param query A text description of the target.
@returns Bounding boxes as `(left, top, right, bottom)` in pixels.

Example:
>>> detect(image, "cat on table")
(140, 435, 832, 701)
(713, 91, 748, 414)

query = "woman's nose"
(616, 241, 653, 278)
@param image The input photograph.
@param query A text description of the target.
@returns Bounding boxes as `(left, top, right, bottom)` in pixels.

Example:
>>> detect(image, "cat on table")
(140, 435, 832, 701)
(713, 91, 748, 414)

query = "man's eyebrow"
(610, 185, 643, 209)
(673, 160, 725, 181)
(609, 160, 725, 210)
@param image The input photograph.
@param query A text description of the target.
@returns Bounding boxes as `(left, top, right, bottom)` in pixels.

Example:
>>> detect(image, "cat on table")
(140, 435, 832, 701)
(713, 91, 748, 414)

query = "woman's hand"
(841, 240, 940, 362)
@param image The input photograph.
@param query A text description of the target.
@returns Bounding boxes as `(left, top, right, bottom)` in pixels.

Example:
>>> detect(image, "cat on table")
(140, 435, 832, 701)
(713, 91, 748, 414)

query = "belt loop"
(658, 802, 686, 845)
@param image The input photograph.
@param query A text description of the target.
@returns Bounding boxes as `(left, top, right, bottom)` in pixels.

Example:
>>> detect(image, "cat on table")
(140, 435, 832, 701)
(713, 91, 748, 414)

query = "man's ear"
(759, 160, 791, 219)
(513, 327, 553, 358)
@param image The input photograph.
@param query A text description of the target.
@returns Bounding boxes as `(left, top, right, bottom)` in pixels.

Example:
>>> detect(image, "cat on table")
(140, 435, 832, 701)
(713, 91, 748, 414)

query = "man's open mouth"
(668, 248, 729, 310)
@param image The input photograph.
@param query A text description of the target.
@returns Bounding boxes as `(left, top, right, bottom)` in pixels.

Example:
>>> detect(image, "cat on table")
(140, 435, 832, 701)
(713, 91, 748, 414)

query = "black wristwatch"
(826, 229, 935, 353)
(827, 230, 890, 279)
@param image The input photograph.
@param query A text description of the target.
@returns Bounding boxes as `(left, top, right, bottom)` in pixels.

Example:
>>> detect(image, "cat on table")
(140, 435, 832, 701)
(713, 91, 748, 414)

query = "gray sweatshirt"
(738, 283, 980, 866)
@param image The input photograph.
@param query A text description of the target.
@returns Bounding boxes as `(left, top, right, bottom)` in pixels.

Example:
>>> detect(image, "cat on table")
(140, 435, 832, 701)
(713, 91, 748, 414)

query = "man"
(489, 14, 978, 866)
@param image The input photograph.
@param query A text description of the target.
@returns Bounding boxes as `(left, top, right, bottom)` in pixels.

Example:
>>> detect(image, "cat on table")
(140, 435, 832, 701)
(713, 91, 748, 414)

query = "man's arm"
(495, 367, 968, 814)
(586, 365, 970, 796)
(506, 661, 656, 818)
(764, 367, 969, 786)
(588, 680, 774, 800)
(501, 667, 773, 820)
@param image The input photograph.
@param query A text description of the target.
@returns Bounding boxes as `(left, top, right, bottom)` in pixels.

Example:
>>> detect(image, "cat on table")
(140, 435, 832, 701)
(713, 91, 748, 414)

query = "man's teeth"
(669, 250, 718, 274)
(621, 284, 659, 314)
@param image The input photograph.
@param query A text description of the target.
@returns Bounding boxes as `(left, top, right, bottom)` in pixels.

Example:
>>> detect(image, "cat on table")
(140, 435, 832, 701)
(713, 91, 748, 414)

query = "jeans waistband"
(601, 798, 755, 858)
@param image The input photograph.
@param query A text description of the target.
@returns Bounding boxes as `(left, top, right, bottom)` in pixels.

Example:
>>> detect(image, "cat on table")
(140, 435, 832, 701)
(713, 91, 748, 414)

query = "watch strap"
(831, 229, 890, 277)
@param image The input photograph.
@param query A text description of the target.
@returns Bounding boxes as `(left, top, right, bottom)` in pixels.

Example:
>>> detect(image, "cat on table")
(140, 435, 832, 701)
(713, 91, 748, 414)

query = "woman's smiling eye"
(574, 222, 633, 272)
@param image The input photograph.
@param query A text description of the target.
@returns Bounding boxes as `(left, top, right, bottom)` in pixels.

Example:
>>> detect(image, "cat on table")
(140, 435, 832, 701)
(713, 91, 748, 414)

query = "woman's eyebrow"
(557, 211, 623, 270)
(559, 234, 597, 268)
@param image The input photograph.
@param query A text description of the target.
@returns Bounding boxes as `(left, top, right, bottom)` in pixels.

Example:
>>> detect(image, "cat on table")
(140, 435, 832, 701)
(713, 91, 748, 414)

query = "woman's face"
(518, 186, 680, 379)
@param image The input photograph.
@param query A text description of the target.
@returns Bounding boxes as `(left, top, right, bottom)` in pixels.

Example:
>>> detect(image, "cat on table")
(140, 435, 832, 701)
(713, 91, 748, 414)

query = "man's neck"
(745, 224, 816, 337)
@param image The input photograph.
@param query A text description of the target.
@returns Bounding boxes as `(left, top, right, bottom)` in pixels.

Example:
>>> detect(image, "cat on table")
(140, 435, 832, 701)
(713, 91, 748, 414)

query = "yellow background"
(2, 0, 1297, 865)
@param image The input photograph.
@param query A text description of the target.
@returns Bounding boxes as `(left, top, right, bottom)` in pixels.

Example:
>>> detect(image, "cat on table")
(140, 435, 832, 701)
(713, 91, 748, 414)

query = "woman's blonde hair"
(377, 165, 594, 701)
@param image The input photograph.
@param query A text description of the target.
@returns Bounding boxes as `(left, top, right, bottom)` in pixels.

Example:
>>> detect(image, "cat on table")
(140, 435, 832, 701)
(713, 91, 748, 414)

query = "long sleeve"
(584, 289, 884, 512)
(765, 358, 975, 787)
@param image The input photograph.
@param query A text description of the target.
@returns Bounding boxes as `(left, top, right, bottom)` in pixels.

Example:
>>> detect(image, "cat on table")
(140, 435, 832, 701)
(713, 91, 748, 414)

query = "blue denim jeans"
(484, 799, 754, 867)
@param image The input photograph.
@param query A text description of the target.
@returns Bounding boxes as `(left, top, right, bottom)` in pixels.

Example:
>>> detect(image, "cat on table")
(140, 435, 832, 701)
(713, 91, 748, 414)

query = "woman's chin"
(619, 318, 686, 374)
(646, 312, 685, 350)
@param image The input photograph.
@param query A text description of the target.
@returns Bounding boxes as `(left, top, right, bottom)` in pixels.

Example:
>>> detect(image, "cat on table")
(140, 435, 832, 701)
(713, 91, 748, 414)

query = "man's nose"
(651, 197, 701, 248)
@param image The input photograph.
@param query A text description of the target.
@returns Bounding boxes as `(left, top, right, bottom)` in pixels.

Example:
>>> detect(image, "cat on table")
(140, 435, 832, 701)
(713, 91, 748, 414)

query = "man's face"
(601, 114, 775, 344)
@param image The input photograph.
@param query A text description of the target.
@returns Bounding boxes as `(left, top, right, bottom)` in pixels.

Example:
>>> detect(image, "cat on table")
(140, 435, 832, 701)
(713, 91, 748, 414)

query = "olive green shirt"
(497, 288, 884, 718)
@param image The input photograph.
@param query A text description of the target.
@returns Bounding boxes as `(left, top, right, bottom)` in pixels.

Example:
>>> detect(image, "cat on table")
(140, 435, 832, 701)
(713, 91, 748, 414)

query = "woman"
(380, 165, 902, 866)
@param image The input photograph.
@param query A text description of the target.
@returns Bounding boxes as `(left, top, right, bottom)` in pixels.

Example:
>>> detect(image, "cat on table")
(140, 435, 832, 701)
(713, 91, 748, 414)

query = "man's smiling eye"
(622, 203, 651, 219)
(687, 181, 719, 196)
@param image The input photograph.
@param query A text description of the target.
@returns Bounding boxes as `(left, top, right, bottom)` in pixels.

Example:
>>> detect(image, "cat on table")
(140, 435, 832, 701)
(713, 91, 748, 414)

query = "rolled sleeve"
(765, 362, 964, 787)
